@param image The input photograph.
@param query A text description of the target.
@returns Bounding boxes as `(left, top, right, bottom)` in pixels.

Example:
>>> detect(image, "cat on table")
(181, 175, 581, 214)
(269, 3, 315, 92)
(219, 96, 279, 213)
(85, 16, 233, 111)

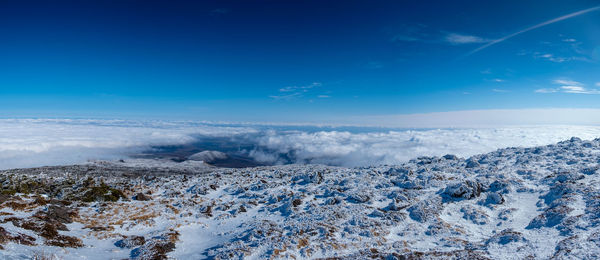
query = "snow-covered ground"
(1, 137, 600, 259)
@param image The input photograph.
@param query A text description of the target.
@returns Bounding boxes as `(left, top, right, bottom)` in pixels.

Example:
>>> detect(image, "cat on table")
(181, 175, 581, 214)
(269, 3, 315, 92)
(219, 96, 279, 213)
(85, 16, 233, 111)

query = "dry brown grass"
(167, 229, 180, 243)
(73, 200, 165, 240)
(3, 201, 29, 211)
(297, 238, 308, 249)
(165, 204, 180, 214)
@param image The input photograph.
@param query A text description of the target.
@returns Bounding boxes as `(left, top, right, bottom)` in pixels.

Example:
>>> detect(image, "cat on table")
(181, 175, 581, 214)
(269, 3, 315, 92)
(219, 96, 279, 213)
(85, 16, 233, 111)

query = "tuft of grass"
(80, 183, 126, 202)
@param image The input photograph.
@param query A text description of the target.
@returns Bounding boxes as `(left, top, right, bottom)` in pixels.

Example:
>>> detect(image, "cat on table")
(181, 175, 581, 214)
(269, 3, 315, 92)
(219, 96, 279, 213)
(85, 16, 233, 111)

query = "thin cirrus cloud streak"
(270, 82, 323, 100)
(445, 33, 490, 45)
(536, 79, 600, 95)
(467, 5, 600, 56)
(393, 29, 489, 45)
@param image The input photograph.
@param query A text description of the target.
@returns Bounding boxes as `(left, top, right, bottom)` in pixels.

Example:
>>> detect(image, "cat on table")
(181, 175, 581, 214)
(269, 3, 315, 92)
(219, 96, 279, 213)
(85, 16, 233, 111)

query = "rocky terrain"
(1, 137, 600, 259)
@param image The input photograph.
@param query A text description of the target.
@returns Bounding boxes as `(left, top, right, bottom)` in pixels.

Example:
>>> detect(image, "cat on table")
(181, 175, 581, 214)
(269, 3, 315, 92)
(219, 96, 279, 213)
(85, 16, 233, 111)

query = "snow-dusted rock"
(461, 205, 489, 225)
(486, 229, 525, 245)
(442, 179, 485, 201)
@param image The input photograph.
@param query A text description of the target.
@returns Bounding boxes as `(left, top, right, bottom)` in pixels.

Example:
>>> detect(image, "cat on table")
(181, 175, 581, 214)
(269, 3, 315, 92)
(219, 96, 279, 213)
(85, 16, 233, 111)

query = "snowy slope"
(1, 137, 600, 259)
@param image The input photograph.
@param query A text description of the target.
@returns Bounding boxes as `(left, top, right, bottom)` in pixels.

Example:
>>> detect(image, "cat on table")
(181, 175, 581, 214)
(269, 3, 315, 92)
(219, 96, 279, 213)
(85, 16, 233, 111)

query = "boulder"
(442, 180, 484, 201)
(134, 193, 152, 201)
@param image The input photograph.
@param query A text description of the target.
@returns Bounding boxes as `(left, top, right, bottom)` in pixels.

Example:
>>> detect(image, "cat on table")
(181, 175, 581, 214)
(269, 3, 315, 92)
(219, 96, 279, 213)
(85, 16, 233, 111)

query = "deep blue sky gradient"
(1, 0, 600, 122)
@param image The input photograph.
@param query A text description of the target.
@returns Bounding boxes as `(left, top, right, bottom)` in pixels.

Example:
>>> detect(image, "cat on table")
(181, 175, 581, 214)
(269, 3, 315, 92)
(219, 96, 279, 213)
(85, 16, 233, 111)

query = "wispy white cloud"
(317, 95, 331, 98)
(269, 92, 303, 100)
(445, 33, 490, 45)
(278, 87, 294, 92)
(535, 79, 600, 94)
(560, 85, 591, 93)
(480, 69, 492, 74)
(270, 82, 323, 100)
(518, 48, 592, 63)
(467, 5, 600, 56)
(391, 25, 488, 46)
(535, 53, 568, 63)
(484, 78, 506, 84)
(560, 86, 600, 94)
(535, 88, 558, 93)
(516, 34, 593, 63)
(492, 88, 509, 93)
(554, 79, 581, 85)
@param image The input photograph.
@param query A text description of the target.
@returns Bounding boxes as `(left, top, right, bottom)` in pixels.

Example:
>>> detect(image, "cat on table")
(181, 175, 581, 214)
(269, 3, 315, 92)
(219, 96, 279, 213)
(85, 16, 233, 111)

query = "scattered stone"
(131, 240, 176, 260)
(443, 154, 459, 160)
(292, 198, 302, 207)
(134, 193, 152, 201)
(486, 229, 525, 245)
(466, 159, 480, 168)
(115, 235, 146, 249)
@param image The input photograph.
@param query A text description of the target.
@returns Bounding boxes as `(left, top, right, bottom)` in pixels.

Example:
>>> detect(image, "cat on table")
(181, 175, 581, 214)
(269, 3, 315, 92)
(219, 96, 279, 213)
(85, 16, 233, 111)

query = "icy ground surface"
(1, 137, 600, 259)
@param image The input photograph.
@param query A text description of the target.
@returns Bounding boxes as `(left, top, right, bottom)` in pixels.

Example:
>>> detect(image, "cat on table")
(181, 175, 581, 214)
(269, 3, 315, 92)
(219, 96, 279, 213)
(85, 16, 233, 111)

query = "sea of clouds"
(1, 119, 600, 169)
(0, 119, 256, 170)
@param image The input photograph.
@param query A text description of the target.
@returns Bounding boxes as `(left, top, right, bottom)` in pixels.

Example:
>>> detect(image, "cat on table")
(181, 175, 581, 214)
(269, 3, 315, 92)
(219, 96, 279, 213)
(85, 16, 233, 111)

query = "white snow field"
(1, 137, 600, 259)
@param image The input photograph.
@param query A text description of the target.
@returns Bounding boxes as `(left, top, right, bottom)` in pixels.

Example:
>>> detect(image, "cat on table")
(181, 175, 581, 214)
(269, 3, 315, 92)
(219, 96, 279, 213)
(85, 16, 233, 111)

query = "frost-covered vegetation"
(1, 137, 600, 259)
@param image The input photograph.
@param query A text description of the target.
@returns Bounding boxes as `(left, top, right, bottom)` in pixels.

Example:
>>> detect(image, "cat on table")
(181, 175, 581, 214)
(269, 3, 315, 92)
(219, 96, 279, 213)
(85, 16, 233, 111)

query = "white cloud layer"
(248, 126, 600, 167)
(1, 118, 599, 169)
(0, 119, 255, 170)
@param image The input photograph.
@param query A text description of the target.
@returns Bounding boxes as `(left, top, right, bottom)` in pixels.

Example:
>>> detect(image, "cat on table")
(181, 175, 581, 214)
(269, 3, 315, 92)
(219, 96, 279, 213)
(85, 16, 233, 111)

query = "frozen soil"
(1, 137, 600, 259)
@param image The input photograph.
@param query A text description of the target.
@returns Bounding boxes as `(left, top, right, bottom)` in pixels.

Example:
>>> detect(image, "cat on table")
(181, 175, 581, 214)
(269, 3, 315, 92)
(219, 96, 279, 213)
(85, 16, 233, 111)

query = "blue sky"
(1, 0, 600, 124)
